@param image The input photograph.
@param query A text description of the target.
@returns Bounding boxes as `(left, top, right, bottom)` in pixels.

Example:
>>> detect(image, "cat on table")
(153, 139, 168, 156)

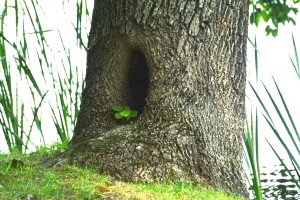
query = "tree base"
(67, 124, 201, 182)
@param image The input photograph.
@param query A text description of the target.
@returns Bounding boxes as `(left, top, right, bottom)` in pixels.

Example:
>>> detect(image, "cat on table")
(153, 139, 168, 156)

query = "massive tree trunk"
(67, 0, 248, 196)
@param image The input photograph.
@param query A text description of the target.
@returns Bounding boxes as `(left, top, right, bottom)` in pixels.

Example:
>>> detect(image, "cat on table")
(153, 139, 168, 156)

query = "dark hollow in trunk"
(60, 0, 249, 197)
(128, 50, 149, 113)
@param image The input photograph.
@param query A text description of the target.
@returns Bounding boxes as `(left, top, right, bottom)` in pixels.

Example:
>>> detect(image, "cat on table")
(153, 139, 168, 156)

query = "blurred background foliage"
(250, 0, 300, 36)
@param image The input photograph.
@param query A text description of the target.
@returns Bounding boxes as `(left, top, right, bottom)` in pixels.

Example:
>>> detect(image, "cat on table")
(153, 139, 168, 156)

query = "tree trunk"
(67, 0, 249, 196)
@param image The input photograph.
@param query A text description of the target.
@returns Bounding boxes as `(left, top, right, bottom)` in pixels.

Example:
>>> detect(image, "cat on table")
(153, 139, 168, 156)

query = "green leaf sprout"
(112, 105, 138, 121)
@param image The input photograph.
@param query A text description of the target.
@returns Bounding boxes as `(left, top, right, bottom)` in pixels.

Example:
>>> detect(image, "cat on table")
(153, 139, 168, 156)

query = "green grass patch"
(0, 144, 244, 200)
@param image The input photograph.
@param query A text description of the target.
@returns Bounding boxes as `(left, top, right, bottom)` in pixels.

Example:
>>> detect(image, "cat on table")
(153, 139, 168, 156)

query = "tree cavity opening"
(128, 50, 149, 113)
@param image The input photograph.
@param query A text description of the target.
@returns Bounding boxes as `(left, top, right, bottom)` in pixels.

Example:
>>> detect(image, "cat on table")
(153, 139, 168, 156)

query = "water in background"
(247, 163, 300, 200)
(261, 165, 299, 199)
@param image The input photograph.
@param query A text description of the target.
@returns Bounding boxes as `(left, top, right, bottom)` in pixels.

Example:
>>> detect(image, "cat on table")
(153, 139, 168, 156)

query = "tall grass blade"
(244, 109, 263, 200)
(74, 0, 88, 50)
(254, 37, 258, 83)
(24, 91, 48, 152)
(49, 104, 67, 143)
(23, 0, 50, 67)
(292, 160, 300, 183)
(290, 33, 300, 79)
(247, 37, 261, 55)
(262, 81, 300, 155)
(249, 82, 273, 125)
(0, 0, 8, 32)
(271, 77, 300, 144)
(263, 115, 300, 173)
(0, 32, 42, 96)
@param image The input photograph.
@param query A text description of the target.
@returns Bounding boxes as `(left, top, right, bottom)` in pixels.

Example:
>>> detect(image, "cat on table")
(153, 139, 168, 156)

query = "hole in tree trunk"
(128, 50, 149, 113)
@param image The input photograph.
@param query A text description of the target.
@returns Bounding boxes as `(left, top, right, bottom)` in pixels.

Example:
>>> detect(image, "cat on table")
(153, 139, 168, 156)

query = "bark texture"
(67, 0, 248, 196)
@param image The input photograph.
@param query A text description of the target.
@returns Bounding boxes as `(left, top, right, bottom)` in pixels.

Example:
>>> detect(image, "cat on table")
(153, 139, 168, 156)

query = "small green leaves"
(112, 105, 138, 121)
(112, 105, 124, 112)
(249, 0, 299, 37)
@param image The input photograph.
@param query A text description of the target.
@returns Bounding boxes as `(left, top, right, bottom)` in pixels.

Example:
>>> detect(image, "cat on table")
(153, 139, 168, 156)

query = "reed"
(0, 0, 90, 152)
(249, 76, 300, 191)
(244, 36, 263, 200)
(245, 34, 300, 199)
(0, 0, 44, 152)
(244, 109, 263, 200)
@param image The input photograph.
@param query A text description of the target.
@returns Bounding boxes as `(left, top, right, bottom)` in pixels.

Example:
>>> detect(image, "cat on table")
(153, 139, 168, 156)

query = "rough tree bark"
(64, 0, 248, 196)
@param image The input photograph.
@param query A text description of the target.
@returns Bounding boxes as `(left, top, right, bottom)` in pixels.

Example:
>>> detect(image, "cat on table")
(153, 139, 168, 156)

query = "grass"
(0, 144, 244, 200)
